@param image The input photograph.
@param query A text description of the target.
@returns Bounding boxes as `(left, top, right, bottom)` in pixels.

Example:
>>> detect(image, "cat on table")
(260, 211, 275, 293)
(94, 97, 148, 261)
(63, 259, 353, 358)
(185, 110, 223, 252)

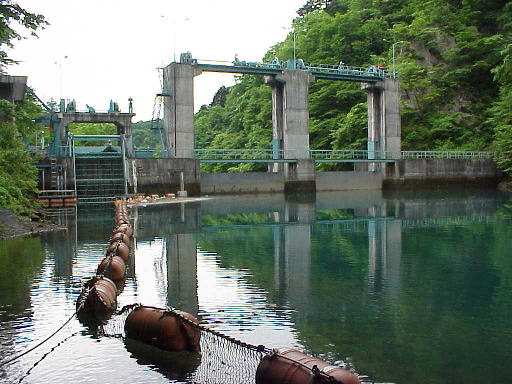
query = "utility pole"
(383, 39, 404, 78)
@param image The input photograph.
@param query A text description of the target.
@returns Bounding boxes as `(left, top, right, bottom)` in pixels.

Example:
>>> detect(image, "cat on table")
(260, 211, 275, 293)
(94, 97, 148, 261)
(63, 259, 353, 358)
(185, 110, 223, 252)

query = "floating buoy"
(63, 197, 77, 207)
(255, 349, 361, 384)
(76, 276, 118, 321)
(97, 255, 126, 281)
(125, 306, 201, 353)
(113, 224, 133, 237)
(37, 198, 50, 207)
(106, 241, 129, 262)
(110, 232, 130, 246)
(116, 218, 129, 226)
(50, 198, 64, 207)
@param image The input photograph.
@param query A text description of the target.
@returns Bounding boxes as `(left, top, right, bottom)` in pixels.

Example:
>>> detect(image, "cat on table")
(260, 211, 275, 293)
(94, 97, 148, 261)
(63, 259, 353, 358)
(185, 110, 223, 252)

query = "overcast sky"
(8, 0, 306, 121)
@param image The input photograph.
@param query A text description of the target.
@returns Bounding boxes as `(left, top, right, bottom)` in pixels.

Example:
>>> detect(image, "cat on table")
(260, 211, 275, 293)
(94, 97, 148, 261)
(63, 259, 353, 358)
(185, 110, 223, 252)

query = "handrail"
(400, 150, 495, 159)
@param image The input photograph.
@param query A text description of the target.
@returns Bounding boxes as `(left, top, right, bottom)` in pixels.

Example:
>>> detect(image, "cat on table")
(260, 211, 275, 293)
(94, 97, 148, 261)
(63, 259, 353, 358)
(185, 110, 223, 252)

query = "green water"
(1, 189, 511, 383)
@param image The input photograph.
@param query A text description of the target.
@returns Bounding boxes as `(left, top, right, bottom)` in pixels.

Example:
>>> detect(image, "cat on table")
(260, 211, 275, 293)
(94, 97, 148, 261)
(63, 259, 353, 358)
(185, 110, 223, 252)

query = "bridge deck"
(195, 63, 384, 82)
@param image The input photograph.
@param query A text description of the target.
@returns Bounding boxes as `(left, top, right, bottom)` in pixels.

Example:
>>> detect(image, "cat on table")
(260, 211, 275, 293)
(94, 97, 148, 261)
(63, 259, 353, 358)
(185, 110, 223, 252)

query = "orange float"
(256, 349, 361, 384)
(124, 306, 201, 353)
(113, 224, 133, 237)
(110, 232, 130, 246)
(97, 255, 126, 281)
(106, 241, 129, 262)
(76, 276, 118, 320)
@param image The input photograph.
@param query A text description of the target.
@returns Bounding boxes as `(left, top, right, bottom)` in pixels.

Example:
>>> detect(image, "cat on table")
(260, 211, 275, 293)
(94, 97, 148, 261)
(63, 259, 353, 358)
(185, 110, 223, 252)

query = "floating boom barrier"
(73, 199, 369, 384)
(76, 199, 133, 324)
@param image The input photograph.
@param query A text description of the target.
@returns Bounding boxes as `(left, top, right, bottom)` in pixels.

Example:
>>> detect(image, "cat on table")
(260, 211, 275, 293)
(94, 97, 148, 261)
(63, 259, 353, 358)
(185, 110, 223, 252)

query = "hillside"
(193, 0, 512, 172)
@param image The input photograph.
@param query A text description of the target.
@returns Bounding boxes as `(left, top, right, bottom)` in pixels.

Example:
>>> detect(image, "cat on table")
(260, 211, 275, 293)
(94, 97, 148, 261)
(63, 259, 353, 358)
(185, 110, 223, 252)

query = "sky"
(8, 0, 306, 121)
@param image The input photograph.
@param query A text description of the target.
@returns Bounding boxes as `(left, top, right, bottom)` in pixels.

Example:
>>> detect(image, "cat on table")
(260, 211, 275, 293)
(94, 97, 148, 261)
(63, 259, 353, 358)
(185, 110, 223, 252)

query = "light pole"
(383, 39, 404, 78)
(54, 55, 68, 99)
(282, 27, 297, 68)
(170, 17, 190, 63)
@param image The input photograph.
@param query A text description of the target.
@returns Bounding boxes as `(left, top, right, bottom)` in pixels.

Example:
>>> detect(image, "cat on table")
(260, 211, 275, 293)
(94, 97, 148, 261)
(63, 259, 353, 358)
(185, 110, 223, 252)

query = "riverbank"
(0, 208, 65, 240)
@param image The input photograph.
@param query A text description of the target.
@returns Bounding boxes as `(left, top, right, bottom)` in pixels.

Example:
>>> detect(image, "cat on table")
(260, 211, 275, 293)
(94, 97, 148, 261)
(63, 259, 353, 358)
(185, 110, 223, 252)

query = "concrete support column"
(265, 70, 315, 160)
(362, 78, 401, 162)
(162, 63, 202, 158)
(284, 159, 316, 193)
(121, 115, 135, 158)
(265, 70, 316, 192)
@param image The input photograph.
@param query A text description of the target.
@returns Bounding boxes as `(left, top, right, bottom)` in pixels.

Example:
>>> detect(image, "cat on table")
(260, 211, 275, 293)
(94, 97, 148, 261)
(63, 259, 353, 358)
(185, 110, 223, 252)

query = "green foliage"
(0, 1, 47, 70)
(0, 97, 44, 215)
(68, 123, 117, 146)
(189, 0, 512, 173)
(489, 43, 512, 173)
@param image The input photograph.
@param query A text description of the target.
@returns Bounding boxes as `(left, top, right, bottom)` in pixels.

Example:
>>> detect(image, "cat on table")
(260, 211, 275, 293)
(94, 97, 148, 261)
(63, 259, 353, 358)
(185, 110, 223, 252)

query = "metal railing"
(194, 148, 289, 162)
(134, 148, 170, 158)
(400, 150, 495, 159)
(310, 149, 393, 161)
(193, 149, 496, 162)
(305, 62, 390, 78)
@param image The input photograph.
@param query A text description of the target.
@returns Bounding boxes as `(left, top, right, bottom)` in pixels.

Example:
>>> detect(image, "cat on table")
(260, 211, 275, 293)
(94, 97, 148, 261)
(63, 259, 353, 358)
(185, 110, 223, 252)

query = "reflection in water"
(0, 189, 511, 384)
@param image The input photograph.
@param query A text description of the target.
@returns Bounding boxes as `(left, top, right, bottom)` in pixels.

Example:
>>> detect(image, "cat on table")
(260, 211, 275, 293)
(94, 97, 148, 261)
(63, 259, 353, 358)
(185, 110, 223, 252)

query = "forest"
(193, 0, 512, 172)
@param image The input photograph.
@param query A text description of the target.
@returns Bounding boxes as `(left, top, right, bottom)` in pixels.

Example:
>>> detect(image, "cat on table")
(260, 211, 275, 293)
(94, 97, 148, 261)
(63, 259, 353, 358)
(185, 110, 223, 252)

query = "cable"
(0, 312, 77, 368)
(18, 331, 79, 383)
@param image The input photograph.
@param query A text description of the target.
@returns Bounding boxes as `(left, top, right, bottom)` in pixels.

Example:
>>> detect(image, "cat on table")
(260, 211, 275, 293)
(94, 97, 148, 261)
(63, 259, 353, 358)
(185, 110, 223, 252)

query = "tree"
(0, 96, 44, 215)
(0, 1, 46, 214)
(0, 0, 47, 70)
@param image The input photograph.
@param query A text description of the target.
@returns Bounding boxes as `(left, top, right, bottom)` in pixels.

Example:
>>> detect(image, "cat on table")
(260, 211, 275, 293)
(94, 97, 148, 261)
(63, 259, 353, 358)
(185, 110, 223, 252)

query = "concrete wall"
(201, 172, 284, 194)
(316, 171, 383, 191)
(129, 158, 200, 196)
(385, 159, 501, 188)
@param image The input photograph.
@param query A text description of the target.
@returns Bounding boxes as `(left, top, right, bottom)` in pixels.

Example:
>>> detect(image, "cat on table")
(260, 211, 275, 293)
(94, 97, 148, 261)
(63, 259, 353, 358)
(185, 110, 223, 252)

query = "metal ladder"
(151, 94, 167, 154)
(49, 155, 61, 190)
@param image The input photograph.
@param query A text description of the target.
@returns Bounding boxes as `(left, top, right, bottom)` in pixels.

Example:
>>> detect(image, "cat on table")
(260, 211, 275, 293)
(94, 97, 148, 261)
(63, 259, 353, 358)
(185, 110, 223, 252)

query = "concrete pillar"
(162, 63, 202, 158)
(265, 70, 315, 160)
(284, 159, 316, 193)
(265, 70, 316, 192)
(121, 115, 135, 158)
(362, 78, 401, 161)
(166, 233, 199, 316)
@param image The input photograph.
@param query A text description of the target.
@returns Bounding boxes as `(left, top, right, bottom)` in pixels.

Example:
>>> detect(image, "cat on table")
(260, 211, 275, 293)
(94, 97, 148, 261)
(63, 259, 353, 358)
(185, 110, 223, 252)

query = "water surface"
(1, 189, 511, 383)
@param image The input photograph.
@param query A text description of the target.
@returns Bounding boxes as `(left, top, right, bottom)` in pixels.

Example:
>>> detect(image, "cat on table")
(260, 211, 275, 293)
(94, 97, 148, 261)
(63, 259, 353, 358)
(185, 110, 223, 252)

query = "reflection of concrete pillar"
(284, 224, 311, 315)
(383, 220, 402, 302)
(166, 233, 198, 316)
(362, 78, 401, 168)
(367, 219, 377, 289)
(162, 63, 202, 158)
(273, 226, 287, 307)
(285, 200, 316, 224)
(367, 219, 402, 305)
